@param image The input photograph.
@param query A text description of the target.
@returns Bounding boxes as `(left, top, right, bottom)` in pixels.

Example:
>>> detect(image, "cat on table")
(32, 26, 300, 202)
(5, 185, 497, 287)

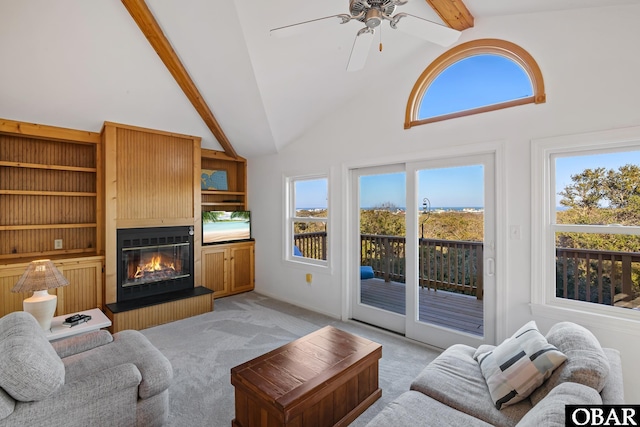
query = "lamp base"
(23, 290, 57, 331)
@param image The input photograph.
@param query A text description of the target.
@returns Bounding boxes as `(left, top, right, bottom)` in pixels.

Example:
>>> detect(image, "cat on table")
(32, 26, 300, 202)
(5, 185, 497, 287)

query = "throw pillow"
(474, 321, 567, 410)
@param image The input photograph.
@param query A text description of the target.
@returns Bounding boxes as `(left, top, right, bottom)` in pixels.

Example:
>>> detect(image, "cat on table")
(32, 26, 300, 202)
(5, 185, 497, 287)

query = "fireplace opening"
(117, 226, 194, 303)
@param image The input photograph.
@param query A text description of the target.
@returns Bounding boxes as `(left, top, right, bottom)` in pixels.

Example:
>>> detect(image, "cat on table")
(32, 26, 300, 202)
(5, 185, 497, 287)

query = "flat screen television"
(202, 210, 251, 245)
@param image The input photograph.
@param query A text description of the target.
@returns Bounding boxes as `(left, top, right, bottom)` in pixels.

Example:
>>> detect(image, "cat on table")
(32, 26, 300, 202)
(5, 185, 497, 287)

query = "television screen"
(202, 211, 251, 244)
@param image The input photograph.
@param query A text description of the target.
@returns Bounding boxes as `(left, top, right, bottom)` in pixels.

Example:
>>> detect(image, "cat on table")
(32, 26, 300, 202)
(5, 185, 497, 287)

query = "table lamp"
(11, 259, 69, 331)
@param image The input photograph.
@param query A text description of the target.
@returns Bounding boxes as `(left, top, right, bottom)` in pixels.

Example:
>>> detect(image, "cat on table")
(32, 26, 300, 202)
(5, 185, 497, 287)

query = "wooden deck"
(360, 278, 484, 336)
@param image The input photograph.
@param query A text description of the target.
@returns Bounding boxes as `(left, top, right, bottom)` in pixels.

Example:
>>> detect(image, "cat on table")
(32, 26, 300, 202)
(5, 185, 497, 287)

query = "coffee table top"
(231, 325, 382, 410)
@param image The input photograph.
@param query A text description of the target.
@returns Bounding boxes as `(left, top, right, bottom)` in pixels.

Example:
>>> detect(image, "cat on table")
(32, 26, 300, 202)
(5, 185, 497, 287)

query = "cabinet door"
(202, 246, 230, 297)
(230, 242, 254, 293)
(57, 258, 103, 315)
(0, 266, 29, 317)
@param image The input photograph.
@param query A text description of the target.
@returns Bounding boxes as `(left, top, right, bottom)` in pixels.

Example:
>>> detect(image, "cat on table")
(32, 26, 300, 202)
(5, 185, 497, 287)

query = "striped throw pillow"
(474, 321, 567, 410)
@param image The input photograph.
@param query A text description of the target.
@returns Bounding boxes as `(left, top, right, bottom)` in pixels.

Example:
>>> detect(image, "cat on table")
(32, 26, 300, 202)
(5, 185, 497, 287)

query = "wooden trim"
(193, 139, 202, 286)
(115, 218, 195, 229)
(102, 124, 118, 305)
(201, 148, 246, 164)
(0, 224, 97, 231)
(120, 0, 238, 159)
(405, 39, 546, 129)
(425, 0, 474, 31)
(0, 190, 97, 197)
(0, 118, 100, 144)
(102, 121, 200, 140)
(0, 248, 97, 260)
(0, 161, 97, 173)
(409, 97, 535, 127)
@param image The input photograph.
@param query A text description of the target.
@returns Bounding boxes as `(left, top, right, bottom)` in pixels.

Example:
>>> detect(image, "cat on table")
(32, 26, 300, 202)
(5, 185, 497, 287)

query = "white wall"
(249, 5, 640, 402)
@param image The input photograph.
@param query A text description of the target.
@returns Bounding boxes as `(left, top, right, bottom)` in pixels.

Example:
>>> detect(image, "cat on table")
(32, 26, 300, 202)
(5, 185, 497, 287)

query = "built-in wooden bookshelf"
(0, 119, 102, 261)
(200, 148, 247, 211)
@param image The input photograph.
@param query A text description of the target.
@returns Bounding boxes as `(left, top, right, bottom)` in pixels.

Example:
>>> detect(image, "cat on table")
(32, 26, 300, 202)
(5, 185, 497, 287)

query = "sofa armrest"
(4, 363, 142, 426)
(51, 330, 113, 358)
(601, 348, 625, 404)
(516, 382, 602, 427)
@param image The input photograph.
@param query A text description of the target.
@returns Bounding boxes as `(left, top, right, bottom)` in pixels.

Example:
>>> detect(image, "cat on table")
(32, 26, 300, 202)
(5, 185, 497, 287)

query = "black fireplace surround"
(116, 226, 194, 303)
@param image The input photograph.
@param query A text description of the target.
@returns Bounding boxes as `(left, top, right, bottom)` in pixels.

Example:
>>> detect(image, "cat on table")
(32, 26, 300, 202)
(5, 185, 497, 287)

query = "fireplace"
(117, 226, 194, 303)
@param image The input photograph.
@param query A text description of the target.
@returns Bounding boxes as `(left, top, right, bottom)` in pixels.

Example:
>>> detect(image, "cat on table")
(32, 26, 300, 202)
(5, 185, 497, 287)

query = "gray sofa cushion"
(62, 329, 173, 399)
(411, 344, 531, 427)
(367, 390, 494, 427)
(530, 321, 610, 406)
(516, 382, 602, 427)
(0, 312, 65, 401)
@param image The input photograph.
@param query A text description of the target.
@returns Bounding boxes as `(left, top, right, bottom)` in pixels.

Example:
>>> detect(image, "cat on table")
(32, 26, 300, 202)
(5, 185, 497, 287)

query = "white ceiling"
(1, 0, 639, 158)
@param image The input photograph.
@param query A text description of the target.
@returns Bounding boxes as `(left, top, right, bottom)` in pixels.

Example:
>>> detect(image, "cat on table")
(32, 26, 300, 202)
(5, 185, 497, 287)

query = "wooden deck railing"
(293, 232, 640, 307)
(360, 234, 483, 299)
(556, 247, 640, 307)
(293, 231, 327, 261)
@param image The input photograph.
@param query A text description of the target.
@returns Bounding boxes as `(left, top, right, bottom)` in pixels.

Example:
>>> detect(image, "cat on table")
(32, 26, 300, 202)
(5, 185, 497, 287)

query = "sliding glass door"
(350, 154, 496, 348)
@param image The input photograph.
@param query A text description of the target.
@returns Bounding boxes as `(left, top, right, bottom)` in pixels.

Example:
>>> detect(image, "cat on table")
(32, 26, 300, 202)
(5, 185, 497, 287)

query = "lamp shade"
(11, 259, 69, 293)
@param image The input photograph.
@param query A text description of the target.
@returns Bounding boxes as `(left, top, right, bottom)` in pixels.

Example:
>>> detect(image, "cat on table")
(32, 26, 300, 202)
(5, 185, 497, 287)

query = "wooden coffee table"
(231, 325, 382, 427)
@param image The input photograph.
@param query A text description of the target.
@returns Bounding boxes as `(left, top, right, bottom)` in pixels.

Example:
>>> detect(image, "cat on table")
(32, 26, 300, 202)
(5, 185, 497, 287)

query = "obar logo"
(567, 406, 640, 426)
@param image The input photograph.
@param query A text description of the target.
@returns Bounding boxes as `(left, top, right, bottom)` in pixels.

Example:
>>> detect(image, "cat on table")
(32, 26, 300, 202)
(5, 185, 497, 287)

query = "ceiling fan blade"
(270, 14, 351, 38)
(347, 28, 375, 72)
(391, 13, 461, 47)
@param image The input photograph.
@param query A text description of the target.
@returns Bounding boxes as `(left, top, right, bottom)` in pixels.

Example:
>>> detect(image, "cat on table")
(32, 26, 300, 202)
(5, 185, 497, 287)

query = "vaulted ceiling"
(1, 0, 639, 158)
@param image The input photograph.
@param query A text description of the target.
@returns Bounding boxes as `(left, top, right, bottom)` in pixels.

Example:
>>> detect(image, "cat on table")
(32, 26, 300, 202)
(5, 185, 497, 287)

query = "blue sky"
(419, 55, 532, 118)
(358, 166, 484, 209)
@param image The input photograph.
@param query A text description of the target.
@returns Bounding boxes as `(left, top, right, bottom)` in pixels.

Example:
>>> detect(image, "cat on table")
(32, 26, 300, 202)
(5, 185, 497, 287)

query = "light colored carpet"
(141, 291, 442, 426)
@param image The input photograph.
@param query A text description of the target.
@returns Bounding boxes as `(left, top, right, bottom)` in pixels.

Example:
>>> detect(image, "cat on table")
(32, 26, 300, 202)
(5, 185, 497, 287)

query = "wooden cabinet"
(201, 241, 254, 298)
(0, 255, 104, 318)
(201, 148, 247, 211)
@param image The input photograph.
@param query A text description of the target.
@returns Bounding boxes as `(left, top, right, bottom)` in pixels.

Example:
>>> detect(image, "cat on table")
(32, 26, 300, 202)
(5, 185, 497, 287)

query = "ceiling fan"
(270, 0, 461, 72)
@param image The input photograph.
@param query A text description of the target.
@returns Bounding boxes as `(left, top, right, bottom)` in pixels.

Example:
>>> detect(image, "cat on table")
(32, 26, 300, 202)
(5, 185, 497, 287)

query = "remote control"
(63, 314, 92, 327)
(65, 314, 83, 323)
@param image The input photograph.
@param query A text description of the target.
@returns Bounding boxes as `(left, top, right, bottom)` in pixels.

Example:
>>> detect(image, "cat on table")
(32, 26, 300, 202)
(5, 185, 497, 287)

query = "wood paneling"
(106, 291, 212, 332)
(115, 127, 194, 221)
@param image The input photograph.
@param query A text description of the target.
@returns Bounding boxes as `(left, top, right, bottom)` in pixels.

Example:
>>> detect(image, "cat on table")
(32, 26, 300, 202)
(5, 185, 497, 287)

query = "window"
(532, 128, 640, 321)
(286, 175, 328, 266)
(405, 39, 545, 128)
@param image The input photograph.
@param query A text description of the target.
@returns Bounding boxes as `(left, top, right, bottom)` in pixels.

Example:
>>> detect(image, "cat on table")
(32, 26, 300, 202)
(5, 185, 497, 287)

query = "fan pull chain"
(379, 27, 383, 52)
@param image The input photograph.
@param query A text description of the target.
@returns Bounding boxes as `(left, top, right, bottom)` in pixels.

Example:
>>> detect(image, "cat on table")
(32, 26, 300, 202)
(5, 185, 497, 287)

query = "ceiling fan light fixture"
(365, 9, 382, 28)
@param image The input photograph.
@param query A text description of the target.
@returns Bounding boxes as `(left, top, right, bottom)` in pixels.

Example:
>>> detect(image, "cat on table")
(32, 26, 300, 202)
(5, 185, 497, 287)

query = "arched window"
(405, 39, 545, 129)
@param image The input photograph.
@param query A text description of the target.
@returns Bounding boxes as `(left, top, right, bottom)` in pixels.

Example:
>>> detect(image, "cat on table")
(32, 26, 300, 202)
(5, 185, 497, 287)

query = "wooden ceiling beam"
(425, 0, 474, 31)
(121, 0, 238, 159)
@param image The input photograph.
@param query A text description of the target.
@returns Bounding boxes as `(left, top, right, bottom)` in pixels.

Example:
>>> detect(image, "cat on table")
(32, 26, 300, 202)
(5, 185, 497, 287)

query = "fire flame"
(134, 254, 175, 279)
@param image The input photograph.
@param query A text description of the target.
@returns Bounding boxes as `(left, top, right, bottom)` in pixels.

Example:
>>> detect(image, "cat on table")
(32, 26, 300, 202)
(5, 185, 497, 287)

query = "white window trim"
(531, 126, 640, 331)
(284, 173, 330, 269)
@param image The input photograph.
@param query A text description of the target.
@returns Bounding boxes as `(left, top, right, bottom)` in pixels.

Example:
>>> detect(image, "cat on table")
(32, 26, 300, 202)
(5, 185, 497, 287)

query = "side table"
(45, 308, 112, 341)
